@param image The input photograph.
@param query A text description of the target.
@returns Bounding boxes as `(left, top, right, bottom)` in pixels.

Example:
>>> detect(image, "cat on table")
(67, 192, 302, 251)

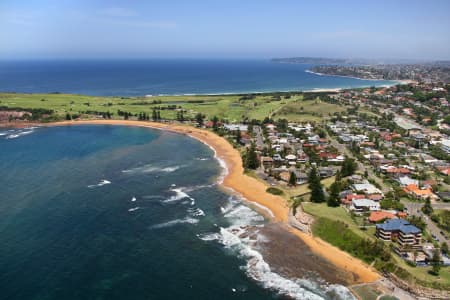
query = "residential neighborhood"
(213, 81, 450, 289)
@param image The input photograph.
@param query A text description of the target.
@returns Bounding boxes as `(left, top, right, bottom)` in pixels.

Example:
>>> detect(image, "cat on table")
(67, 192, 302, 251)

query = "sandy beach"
(8, 119, 380, 284)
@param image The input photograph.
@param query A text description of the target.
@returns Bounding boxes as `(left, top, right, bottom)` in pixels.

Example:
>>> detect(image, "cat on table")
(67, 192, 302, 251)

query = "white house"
(351, 199, 380, 212)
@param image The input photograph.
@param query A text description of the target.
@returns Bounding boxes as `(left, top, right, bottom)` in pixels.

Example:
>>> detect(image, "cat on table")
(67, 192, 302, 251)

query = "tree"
(244, 143, 259, 169)
(247, 123, 253, 134)
(65, 113, 71, 120)
(195, 113, 204, 126)
(308, 168, 325, 203)
(341, 156, 357, 177)
(430, 249, 441, 275)
(236, 128, 242, 144)
(212, 116, 219, 131)
(441, 242, 449, 256)
(288, 171, 297, 186)
(422, 198, 433, 215)
(152, 109, 157, 121)
(327, 181, 341, 207)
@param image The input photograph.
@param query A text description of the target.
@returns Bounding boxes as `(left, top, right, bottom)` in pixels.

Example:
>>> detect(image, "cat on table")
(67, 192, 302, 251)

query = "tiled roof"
(376, 219, 421, 234)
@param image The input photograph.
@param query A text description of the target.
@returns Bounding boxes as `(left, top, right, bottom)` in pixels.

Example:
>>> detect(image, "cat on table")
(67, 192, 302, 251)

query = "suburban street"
(402, 201, 450, 248)
(253, 125, 265, 149)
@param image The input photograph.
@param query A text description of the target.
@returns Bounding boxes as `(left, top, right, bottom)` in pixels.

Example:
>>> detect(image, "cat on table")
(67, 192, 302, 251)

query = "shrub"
(266, 187, 284, 195)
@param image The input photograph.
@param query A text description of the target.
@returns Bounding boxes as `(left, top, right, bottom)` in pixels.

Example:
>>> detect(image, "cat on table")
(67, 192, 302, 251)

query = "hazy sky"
(1, 0, 449, 60)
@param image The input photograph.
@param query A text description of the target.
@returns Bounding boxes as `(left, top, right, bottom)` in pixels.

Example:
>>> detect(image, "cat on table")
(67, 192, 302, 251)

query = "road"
(253, 125, 265, 149)
(403, 201, 450, 248)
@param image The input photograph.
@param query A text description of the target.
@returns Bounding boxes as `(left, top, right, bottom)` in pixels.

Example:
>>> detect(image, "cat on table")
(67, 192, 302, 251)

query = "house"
(403, 184, 438, 200)
(376, 219, 422, 246)
(318, 166, 334, 177)
(341, 193, 365, 205)
(293, 171, 308, 185)
(296, 151, 309, 163)
(397, 176, 419, 187)
(260, 156, 273, 169)
(285, 154, 297, 165)
(352, 183, 383, 196)
(440, 139, 450, 154)
(279, 171, 291, 182)
(351, 199, 380, 212)
(223, 124, 248, 132)
(266, 124, 276, 132)
(385, 167, 411, 177)
(369, 211, 395, 223)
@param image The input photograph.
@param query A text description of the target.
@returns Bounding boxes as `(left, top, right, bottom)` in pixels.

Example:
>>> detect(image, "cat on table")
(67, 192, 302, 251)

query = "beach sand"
(16, 119, 380, 284)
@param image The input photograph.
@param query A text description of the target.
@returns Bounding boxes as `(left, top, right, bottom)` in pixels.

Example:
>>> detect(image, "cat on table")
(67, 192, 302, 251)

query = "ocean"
(0, 125, 356, 300)
(0, 59, 395, 96)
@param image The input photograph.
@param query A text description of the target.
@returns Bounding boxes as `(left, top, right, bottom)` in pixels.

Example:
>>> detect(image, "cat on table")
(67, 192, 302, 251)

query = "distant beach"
(34, 119, 380, 285)
(305, 69, 413, 87)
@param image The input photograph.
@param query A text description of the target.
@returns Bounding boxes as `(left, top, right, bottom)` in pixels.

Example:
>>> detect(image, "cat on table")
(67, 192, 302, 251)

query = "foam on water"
(223, 203, 265, 226)
(87, 179, 111, 188)
(122, 164, 183, 174)
(162, 187, 195, 203)
(150, 217, 199, 229)
(195, 157, 210, 161)
(188, 207, 206, 217)
(249, 202, 275, 218)
(4, 129, 35, 139)
(128, 207, 140, 212)
(131, 197, 137, 202)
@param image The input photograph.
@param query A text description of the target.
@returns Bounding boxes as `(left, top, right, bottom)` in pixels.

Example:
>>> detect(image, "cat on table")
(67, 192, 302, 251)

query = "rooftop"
(376, 219, 421, 234)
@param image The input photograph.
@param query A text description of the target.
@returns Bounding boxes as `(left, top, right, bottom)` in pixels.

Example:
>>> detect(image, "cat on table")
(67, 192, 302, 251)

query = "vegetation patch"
(266, 187, 284, 195)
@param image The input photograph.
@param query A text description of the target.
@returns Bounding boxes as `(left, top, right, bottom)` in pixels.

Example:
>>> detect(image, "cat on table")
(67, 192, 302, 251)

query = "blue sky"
(1, 0, 449, 60)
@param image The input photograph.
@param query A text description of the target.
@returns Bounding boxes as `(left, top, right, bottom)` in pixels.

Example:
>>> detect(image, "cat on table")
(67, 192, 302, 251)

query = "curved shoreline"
(10, 119, 380, 284)
(305, 69, 415, 86)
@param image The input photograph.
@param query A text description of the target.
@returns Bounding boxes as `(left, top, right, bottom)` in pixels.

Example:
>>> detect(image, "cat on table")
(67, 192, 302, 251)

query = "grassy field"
(0, 92, 347, 122)
(302, 202, 376, 240)
(274, 99, 347, 122)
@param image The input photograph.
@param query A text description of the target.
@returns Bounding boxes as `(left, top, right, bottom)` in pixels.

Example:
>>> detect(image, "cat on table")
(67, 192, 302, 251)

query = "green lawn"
(302, 202, 375, 240)
(274, 99, 346, 122)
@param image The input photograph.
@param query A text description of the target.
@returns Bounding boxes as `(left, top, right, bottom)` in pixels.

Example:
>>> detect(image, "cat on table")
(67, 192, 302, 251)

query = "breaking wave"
(3, 128, 36, 139)
(188, 207, 205, 217)
(122, 164, 184, 174)
(150, 217, 199, 229)
(87, 179, 111, 188)
(162, 187, 195, 204)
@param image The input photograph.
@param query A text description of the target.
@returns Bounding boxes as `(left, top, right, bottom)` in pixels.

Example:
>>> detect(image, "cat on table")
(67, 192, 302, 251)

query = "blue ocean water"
(0, 126, 355, 300)
(0, 59, 395, 96)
